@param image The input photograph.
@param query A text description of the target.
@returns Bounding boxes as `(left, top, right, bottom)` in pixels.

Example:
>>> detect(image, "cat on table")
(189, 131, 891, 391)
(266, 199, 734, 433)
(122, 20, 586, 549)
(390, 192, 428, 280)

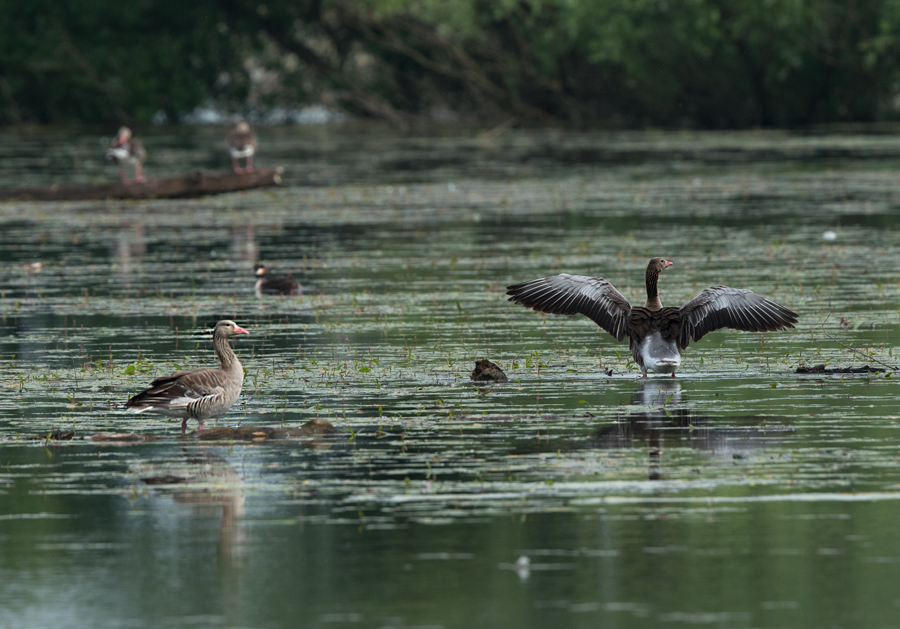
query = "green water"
(1, 127, 900, 628)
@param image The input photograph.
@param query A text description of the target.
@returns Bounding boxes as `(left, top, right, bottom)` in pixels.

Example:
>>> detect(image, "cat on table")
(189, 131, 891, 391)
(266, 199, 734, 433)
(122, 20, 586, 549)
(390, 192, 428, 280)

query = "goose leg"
(246, 155, 253, 172)
(134, 163, 146, 183)
(232, 158, 242, 174)
(119, 168, 129, 184)
(181, 418, 187, 438)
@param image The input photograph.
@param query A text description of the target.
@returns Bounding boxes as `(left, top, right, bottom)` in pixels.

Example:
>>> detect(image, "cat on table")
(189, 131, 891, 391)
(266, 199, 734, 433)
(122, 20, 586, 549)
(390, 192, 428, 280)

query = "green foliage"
(3, 0, 900, 126)
(0, 0, 239, 123)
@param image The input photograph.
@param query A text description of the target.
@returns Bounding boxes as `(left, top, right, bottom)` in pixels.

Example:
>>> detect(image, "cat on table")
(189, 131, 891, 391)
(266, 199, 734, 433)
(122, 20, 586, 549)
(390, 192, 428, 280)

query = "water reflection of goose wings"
(134, 449, 244, 512)
(133, 447, 245, 556)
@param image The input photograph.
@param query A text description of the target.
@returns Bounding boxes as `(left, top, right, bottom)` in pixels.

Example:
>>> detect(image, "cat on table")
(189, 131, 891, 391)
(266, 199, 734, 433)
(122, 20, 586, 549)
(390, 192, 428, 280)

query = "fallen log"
(0, 167, 284, 201)
(795, 364, 886, 375)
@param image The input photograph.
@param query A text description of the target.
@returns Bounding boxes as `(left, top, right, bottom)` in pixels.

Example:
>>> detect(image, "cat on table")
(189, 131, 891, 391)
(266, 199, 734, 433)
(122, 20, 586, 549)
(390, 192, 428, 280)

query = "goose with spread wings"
(506, 258, 798, 377)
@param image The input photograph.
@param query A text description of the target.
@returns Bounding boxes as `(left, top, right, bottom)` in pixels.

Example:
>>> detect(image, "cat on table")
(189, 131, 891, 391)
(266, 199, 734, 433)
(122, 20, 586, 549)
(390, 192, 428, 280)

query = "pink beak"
(234, 325, 250, 335)
(664, 260, 674, 267)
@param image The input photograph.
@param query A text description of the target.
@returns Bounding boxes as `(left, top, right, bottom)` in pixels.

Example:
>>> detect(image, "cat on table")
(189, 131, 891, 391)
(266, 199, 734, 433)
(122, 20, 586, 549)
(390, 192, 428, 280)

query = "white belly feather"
(229, 145, 255, 159)
(636, 332, 682, 374)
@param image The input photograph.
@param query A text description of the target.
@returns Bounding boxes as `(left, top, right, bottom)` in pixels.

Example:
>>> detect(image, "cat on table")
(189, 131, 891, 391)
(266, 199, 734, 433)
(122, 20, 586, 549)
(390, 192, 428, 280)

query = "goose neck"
(213, 333, 239, 370)
(644, 266, 662, 310)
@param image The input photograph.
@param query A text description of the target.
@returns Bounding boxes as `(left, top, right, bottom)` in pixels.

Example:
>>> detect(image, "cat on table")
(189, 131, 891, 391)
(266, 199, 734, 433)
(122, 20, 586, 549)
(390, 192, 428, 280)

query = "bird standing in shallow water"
(254, 264, 301, 296)
(106, 127, 146, 184)
(125, 320, 249, 436)
(227, 122, 258, 173)
(507, 258, 798, 377)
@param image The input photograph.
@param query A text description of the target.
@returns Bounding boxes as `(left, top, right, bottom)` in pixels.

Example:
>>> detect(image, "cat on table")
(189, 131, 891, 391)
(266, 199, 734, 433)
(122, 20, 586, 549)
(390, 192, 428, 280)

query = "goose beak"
(664, 260, 674, 267)
(234, 325, 250, 335)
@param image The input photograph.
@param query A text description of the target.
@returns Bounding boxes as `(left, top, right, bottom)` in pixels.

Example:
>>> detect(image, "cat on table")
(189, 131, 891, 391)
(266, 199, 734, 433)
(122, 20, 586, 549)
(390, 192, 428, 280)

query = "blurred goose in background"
(507, 258, 798, 377)
(254, 264, 301, 296)
(125, 320, 249, 436)
(106, 126, 146, 184)
(227, 121, 258, 173)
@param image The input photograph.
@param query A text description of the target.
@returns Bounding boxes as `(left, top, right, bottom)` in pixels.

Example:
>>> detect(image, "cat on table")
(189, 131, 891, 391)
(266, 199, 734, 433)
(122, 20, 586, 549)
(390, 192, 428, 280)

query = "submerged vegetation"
(1, 129, 900, 626)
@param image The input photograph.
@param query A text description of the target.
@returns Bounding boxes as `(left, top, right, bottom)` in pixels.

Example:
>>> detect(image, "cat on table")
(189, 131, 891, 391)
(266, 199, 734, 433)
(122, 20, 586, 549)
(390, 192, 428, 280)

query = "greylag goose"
(106, 126, 146, 184)
(254, 264, 301, 296)
(507, 258, 798, 377)
(125, 320, 249, 435)
(226, 121, 257, 173)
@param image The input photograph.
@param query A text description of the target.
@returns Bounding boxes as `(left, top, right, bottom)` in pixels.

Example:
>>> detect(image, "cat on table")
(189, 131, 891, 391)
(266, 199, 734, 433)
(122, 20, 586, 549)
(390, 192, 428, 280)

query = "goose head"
(647, 257, 673, 274)
(115, 126, 132, 146)
(214, 320, 249, 337)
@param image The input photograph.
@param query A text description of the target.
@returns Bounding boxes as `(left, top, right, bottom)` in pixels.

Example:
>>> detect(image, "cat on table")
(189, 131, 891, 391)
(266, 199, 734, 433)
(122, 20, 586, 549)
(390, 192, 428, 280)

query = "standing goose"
(226, 121, 258, 173)
(507, 258, 798, 377)
(254, 264, 301, 296)
(125, 321, 249, 435)
(106, 126, 147, 184)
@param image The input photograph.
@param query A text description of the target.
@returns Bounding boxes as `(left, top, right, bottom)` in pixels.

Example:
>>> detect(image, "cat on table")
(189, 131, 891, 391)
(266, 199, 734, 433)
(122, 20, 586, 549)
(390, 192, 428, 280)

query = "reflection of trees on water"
(587, 379, 792, 481)
(132, 446, 245, 559)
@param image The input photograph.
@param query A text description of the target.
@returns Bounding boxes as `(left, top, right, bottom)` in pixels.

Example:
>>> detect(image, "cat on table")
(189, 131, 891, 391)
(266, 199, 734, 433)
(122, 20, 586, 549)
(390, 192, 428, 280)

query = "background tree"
(2, 0, 900, 127)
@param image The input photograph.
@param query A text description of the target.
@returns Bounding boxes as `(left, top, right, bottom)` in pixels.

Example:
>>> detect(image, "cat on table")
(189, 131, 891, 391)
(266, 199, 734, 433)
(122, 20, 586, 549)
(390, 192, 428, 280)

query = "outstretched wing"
(506, 273, 633, 341)
(678, 285, 798, 348)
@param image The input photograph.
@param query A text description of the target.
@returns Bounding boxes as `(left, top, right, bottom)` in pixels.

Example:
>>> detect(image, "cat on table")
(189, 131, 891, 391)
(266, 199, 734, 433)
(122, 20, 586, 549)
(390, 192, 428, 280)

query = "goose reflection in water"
(113, 222, 146, 281)
(588, 379, 793, 480)
(132, 447, 245, 558)
(232, 222, 257, 264)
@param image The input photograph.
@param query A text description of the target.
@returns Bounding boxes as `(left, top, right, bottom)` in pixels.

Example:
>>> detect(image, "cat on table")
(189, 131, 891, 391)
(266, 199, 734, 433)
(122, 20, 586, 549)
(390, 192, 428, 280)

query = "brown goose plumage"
(254, 264, 301, 296)
(506, 258, 798, 377)
(226, 121, 258, 173)
(106, 126, 147, 184)
(125, 320, 249, 435)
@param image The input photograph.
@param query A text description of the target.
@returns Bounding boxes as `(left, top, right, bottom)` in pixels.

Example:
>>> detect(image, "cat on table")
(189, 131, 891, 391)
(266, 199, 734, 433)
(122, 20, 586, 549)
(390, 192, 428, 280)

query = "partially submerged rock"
(795, 364, 886, 375)
(90, 433, 159, 443)
(49, 428, 75, 440)
(298, 418, 339, 436)
(471, 359, 508, 382)
(196, 419, 338, 442)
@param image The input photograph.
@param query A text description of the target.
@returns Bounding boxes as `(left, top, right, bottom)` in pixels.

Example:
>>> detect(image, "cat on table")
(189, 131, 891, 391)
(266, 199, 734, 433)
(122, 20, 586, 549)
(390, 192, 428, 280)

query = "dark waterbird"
(125, 320, 249, 435)
(507, 258, 798, 377)
(254, 264, 301, 296)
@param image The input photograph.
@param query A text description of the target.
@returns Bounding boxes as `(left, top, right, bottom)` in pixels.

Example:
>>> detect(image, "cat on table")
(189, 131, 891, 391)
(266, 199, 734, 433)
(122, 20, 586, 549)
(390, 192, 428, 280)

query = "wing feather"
(506, 274, 632, 341)
(679, 285, 798, 348)
(126, 367, 223, 410)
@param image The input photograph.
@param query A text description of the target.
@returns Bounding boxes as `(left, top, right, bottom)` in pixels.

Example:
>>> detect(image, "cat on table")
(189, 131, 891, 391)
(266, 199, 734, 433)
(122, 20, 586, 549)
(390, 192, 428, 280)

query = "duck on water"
(254, 264, 301, 296)
(506, 258, 798, 377)
(125, 320, 249, 435)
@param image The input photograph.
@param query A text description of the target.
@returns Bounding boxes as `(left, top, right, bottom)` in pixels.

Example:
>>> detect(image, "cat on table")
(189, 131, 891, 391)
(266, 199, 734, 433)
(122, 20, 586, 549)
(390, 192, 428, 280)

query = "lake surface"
(1, 126, 900, 628)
